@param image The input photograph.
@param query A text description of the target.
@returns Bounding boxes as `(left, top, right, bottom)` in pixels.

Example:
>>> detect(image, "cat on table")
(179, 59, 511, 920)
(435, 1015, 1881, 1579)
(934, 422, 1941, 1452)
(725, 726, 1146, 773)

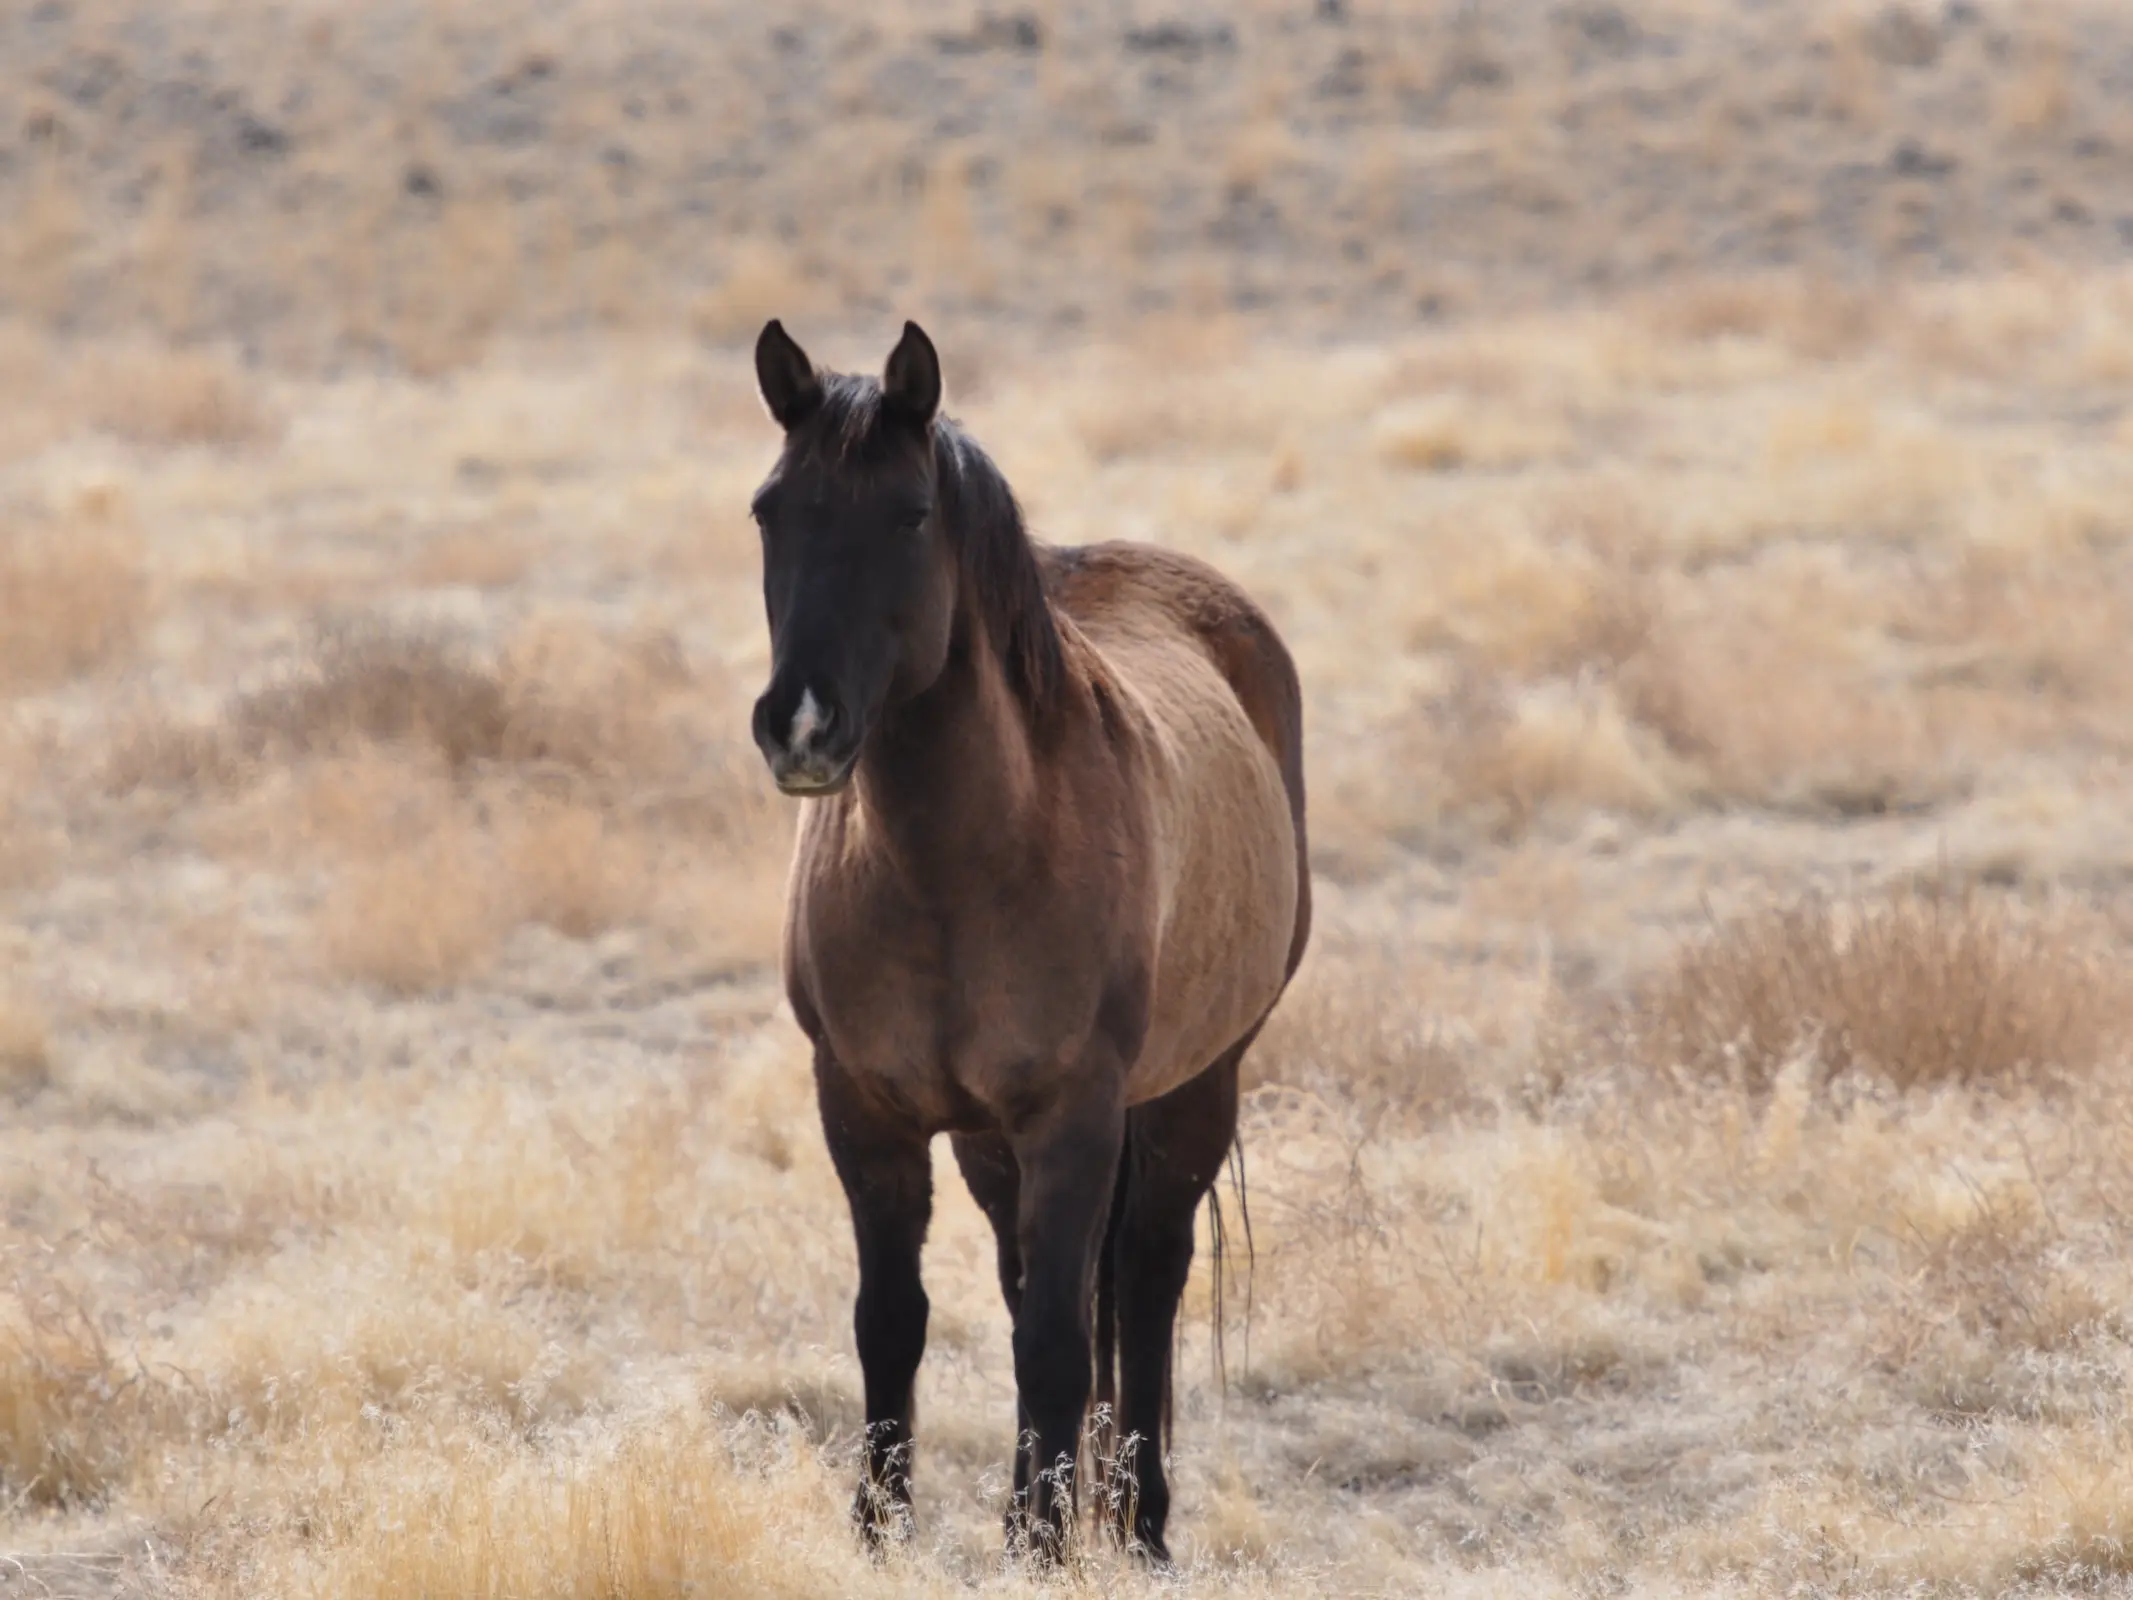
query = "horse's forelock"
(791, 373, 887, 467)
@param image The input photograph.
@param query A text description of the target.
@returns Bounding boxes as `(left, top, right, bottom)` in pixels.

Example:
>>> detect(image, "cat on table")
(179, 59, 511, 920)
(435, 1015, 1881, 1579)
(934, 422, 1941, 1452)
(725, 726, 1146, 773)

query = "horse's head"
(748, 319, 954, 796)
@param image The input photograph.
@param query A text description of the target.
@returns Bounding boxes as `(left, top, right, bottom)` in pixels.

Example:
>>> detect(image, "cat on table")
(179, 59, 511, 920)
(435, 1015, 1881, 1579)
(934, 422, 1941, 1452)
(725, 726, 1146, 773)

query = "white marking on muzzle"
(788, 687, 826, 753)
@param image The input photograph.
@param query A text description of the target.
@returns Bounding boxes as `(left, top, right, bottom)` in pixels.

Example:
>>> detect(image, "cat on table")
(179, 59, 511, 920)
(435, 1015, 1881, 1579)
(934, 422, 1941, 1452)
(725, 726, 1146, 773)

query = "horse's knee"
(855, 1277, 928, 1379)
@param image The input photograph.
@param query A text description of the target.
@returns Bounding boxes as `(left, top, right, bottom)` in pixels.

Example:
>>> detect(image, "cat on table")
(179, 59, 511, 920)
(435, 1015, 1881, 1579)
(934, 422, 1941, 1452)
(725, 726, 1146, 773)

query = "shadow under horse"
(746, 318, 1311, 1564)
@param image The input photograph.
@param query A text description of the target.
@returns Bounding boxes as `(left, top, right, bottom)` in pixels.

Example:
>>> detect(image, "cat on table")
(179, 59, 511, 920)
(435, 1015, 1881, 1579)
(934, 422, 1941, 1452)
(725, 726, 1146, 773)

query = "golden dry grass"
(269, 1419, 838, 1600)
(1637, 887, 2126, 1091)
(0, 994, 51, 1100)
(0, 515, 147, 692)
(8, 293, 2133, 1590)
(506, 795, 650, 941)
(0, 1295, 145, 1511)
(6, 3, 2133, 1595)
(316, 817, 508, 995)
(86, 345, 274, 449)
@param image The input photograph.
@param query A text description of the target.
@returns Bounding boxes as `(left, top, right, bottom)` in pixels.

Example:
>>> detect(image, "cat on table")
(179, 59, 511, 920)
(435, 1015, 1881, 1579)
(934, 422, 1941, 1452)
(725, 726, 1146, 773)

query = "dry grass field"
(8, 1, 2133, 1594)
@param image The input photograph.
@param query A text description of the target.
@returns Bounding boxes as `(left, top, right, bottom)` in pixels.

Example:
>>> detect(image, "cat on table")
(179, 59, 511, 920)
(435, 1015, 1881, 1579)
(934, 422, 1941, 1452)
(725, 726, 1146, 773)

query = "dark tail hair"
(1089, 1125, 1256, 1491)
(1205, 1136, 1255, 1404)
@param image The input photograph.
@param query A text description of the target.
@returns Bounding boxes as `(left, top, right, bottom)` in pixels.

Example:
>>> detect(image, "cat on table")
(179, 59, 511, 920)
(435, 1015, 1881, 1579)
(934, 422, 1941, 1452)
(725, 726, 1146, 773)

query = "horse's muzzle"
(754, 680, 859, 796)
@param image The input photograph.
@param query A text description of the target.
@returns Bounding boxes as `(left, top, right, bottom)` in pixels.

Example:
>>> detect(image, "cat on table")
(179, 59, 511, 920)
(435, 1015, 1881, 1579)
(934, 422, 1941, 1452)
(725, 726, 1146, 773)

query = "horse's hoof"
(1131, 1537, 1175, 1574)
(852, 1485, 911, 1555)
(1001, 1510, 1067, 1571)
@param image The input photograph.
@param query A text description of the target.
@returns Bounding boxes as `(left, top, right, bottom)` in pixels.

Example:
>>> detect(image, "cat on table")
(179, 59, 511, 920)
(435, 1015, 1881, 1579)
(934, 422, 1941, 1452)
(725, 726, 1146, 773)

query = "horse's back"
(1044, 541, 1312, 1101)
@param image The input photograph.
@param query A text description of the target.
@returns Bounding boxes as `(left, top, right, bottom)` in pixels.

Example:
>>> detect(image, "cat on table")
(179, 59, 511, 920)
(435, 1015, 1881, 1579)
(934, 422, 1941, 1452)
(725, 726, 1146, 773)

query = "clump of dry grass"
(1318, 655, 1693, 857)
(1910, 1193, 2108, 1362)
(667, 847, 794, 973)
(1903, 542, 2133, 705)
(2007, 1433, 2133, 1589)
(1615, 609, 1946, 818)
(1402, 530, 1653, 680)
(0, 514, 148, 692)
(241, 1414, 852, 1600)
(1440, 672, 1688, 838)
(414, 1086, 695, 1288)
(0, 1295, 149, 1510)
(1637, 887, 2124, 1092)
(229, 624, 516, 772)
(87, 345, 274, 448)
(0, 996, 51, 1099)
(505, 796, 649, 940)
(317, 818, 507, 995)
(117, 617, 682, 791)
(195, 1241, 600, 1442)
(239, 639, 773, 984)
(1248, 950, 1472, 1118)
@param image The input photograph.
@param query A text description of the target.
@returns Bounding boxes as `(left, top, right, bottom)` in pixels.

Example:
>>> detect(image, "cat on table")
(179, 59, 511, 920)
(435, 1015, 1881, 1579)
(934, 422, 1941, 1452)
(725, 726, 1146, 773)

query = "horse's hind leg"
(1108, 1042, 1244, 1564)
(1003, 1080, 1126, 1561)
(815, 1051, 933, 1547)
(948, 1130, 1035, 1509)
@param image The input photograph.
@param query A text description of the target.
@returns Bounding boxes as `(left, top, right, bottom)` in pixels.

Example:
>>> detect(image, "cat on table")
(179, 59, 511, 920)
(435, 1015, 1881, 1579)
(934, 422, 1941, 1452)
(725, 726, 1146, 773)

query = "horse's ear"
(882, 320, 942, 428)
(755, 320, 822, 430)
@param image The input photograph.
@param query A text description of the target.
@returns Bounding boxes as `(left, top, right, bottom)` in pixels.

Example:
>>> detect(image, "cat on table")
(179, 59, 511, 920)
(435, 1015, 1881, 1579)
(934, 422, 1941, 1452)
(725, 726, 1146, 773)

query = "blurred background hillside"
(6, 0, 2132, 364)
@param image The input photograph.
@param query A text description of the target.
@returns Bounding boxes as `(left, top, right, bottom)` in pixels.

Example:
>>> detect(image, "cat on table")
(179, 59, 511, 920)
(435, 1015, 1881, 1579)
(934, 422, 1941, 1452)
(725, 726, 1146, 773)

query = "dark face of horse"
(748, 320, 953, 795)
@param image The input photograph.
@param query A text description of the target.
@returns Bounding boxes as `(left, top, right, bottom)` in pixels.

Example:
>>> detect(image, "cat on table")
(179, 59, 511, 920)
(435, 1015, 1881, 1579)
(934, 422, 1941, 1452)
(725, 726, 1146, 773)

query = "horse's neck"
(856, 607, 1042, 878)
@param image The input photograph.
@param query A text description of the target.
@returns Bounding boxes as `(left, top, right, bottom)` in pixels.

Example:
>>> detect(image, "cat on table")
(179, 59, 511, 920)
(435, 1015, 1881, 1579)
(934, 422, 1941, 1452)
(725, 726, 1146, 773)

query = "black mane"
(933, 418, 1065, 716)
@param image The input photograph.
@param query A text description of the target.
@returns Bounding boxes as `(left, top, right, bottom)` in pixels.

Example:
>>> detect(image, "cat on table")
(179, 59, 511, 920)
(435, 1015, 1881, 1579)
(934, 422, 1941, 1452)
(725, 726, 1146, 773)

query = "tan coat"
(783, 540, 1309, 1133)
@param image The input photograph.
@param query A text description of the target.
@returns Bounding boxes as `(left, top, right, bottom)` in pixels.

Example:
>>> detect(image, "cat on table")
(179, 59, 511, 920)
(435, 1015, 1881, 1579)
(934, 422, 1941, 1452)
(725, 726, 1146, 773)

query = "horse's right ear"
(755, 320, 822, 430)
(882, 320, 942, 428)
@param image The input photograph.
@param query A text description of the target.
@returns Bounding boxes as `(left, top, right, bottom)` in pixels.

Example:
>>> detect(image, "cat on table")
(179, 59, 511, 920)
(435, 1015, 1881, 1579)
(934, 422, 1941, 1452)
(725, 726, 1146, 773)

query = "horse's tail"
(1093, 1111, 1254, 1488)
(1203, 1132, 1254, 1415)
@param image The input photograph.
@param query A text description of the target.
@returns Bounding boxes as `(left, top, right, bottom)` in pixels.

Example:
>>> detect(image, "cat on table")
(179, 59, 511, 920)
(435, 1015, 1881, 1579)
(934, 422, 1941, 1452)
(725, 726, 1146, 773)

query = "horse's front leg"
(1005, 1069, 1126, 1562)
(948, 1130, 1037, 1520)
(815, 1050, 933, 1547)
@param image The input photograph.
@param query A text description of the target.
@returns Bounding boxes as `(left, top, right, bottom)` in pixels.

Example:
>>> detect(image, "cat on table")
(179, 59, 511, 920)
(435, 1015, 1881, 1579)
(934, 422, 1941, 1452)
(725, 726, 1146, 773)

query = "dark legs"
(953, 1087, 1125, 1561)
(816, 1053, 933, 1547)
(818, 1021, 1255, 1565)
(950, 1049, 1244, 1566)
(948, 1130, 1033, 1508)
(1004, 1085, 1126, 1558)
(1106, 1047, 1243, 1563)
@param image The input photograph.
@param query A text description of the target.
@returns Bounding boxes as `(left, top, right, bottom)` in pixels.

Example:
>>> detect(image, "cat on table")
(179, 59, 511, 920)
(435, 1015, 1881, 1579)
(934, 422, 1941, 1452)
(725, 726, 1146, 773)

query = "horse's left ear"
(756, 319, 823, 431)
(882, 320, 942, 428)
